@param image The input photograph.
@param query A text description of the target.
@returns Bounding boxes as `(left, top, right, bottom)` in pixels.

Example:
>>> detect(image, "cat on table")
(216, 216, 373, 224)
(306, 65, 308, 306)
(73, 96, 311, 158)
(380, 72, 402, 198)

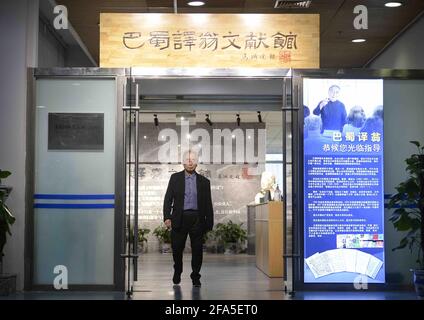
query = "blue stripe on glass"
(384, 204, 417, 209)
(34, 203, 115, 209)
(34, 194, 115, 200)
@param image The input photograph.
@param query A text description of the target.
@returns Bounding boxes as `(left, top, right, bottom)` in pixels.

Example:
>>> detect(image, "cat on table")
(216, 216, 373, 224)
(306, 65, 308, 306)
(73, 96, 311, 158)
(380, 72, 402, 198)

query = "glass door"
(122, 76, 141, 298)
(119, 71, 294, 298)
(33, 78, 117, 288)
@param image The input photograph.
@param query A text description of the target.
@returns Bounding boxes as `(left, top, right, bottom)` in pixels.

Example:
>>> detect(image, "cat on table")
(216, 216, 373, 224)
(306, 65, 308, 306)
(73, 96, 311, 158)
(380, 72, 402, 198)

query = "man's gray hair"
(329, 84, 341, 92)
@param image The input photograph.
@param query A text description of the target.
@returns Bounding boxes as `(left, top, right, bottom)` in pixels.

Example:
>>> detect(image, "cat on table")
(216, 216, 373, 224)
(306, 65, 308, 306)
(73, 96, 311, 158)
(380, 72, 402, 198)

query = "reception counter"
(254, 201, 284, 278)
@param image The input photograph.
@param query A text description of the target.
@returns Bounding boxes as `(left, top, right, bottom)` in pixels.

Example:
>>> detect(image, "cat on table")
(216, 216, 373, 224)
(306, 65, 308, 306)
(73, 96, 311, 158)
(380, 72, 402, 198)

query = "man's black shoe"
(173, 273, 181, 285)
(192, 279, 201, 287)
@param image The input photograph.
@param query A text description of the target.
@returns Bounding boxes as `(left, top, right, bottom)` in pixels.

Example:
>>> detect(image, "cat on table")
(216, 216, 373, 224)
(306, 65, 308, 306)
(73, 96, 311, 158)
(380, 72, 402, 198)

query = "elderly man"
(313, 85, 347, 134)
(163, 149, 214, 287)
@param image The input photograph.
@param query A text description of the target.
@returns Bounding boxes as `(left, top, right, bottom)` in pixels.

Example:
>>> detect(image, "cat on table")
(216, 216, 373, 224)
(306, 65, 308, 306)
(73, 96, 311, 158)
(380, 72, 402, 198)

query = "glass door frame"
(25, 67, 127, 291)
(25, 66, 294, 295)
(125, 67, 293, 297)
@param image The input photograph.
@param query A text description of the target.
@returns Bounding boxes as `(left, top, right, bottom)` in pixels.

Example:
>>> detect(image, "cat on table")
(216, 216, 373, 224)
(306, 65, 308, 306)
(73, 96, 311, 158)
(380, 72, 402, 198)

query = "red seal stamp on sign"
(279, 50, 291, 63)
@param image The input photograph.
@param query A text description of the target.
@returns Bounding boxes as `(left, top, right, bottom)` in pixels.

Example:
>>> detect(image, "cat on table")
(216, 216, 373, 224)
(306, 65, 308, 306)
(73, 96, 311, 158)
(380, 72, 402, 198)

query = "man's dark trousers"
(171, 210, 204, 281)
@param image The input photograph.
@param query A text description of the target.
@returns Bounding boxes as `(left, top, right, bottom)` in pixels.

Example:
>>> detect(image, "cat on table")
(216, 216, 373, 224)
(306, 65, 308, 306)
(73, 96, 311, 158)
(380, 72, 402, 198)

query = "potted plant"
(153, 224, 172, 253)
(203, 229, 223, 253)
(138, 228, 150, 253)
(127, 225, 150, 253)
(214, 220, 247, 254)
(388, 141, 424, 298)
(0, 169, 16, 296)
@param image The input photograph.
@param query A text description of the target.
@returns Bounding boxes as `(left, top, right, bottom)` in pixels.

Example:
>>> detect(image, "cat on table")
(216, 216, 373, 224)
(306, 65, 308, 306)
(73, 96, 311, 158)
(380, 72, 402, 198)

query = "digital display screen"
(303, 79, 385, 284)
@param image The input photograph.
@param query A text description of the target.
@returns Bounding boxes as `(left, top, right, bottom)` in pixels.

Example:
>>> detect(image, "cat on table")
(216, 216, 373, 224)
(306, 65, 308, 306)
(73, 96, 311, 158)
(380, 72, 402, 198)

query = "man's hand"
(319, 98, 329, 110)
(164, 219, 172, 229)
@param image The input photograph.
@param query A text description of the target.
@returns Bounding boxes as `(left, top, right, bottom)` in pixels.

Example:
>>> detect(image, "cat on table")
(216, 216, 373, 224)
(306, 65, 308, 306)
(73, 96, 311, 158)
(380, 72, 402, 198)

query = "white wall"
(369, 15, 424, 69)
(0, 0, 94, 291)
(0, 0, 33, 291)
(384, 80, 424, 286)
(368, 12, 424, 286)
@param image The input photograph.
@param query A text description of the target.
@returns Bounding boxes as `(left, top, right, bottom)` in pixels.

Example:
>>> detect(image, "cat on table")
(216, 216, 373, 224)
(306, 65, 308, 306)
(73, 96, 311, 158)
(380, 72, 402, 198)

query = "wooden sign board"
(100, 13, 319, 68)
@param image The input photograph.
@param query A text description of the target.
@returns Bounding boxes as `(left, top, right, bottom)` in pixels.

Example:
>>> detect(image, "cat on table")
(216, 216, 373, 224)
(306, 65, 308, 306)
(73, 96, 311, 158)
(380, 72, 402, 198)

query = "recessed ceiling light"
(385, 2, 402, 7)
(352, 39, 366, 43)
(188, 1, 205, 6)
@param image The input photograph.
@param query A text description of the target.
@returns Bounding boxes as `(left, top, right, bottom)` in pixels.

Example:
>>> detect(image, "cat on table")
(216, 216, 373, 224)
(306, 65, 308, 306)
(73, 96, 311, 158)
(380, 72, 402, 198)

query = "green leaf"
(406, 229, 419, 240)
(390, 141, 424, 266)
(393, 214, 415, 231)
(388, 194, 404, 208)
(0, 170, 11, 179)
(404, 178, 419, 194)
(388, 209, 408, 223)
(4, 205, 16, 225)
(410, 141, 421, 148)
(410, 218, 421, 230)
(408, 237, 419, 251)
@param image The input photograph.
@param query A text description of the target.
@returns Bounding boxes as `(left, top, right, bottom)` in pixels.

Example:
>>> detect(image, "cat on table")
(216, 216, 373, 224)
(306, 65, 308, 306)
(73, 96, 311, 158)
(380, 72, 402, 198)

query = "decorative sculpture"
(254, 171, 277, 204)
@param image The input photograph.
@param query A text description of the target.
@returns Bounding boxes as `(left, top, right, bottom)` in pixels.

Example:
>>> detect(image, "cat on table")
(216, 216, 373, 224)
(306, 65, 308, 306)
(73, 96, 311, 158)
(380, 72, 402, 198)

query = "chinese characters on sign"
(124, 31, 297, 50)
(122, 30, 298, 63)
(100, 13, 319, 68)
(320, 131, 382, 153)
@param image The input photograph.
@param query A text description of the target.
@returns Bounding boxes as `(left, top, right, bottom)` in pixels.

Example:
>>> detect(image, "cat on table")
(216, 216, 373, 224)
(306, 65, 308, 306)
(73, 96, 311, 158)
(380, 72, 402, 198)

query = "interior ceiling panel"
(57, 0, 424, 67)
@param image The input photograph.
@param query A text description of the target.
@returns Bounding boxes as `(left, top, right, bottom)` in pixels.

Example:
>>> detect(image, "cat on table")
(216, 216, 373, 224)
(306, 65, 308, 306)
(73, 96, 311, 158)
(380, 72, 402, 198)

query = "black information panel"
(48, 113, 104, 151)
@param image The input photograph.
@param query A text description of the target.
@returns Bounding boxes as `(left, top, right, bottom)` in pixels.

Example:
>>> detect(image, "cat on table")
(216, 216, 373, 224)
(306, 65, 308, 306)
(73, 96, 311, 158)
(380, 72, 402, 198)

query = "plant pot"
(210, 242, 225, 254)
(0, 274, 17, 296)
(205, 240, 218, 253)
(160, 242, 172, 254)
(413, 269, 424, 298)
(224, 242, 238, 255)
(138, 243, 148, 254)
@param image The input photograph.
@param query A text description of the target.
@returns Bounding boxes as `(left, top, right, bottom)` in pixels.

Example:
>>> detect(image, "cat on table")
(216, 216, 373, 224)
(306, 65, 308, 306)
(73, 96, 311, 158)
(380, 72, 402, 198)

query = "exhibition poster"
(303, 79, 385, 283)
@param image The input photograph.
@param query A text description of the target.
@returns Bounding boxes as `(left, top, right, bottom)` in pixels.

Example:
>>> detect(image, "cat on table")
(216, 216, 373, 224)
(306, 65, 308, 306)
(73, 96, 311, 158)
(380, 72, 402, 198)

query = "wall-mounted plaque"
(48, 113, 104, 150)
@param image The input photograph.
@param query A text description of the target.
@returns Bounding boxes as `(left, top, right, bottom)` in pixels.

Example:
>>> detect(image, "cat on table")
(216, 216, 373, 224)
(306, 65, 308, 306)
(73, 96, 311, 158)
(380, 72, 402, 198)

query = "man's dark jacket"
(163, 170, 214, 232)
